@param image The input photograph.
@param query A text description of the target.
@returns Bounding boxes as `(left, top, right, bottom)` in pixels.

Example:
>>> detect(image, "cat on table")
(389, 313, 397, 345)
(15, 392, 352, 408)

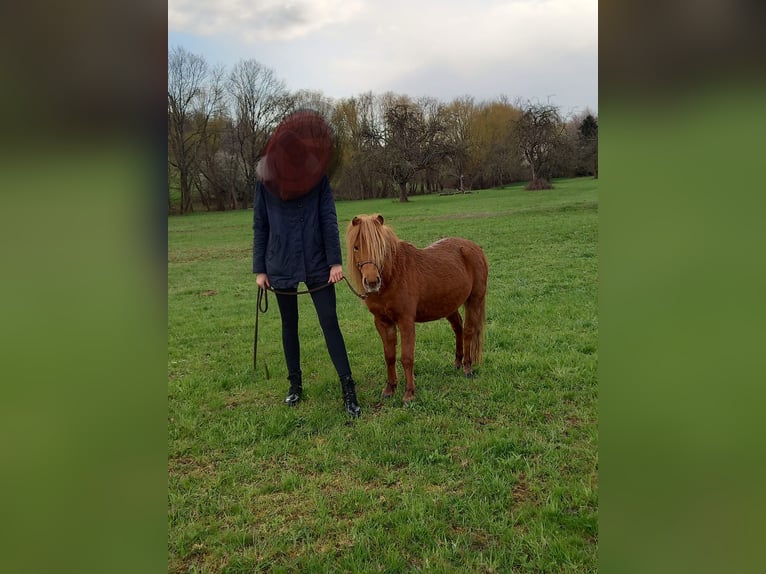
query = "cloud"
(168, 0, 363, 42)
(168, 0, 597, 111)
(317, 0, 596, 105)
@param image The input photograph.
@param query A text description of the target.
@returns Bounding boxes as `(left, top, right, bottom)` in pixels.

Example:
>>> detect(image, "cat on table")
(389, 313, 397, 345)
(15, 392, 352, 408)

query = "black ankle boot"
(340, 374, 361, 417)
(284, 372, 302, 406)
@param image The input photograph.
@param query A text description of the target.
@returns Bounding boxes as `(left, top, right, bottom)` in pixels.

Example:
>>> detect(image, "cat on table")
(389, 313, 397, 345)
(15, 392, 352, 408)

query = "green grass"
(168, 177, 598, 572)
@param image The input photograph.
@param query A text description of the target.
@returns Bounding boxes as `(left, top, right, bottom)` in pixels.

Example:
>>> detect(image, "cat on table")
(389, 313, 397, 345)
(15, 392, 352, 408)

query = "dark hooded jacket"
(252, 175, 342, 289)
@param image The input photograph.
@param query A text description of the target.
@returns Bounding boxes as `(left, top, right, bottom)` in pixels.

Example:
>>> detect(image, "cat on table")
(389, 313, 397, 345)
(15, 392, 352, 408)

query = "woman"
(252, 112, 361, 417)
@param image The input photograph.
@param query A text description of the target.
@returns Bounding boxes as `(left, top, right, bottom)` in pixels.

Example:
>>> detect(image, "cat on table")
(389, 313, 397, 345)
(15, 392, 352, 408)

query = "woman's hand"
(256, 273, 271, 289)
(329, 265, 344, 284)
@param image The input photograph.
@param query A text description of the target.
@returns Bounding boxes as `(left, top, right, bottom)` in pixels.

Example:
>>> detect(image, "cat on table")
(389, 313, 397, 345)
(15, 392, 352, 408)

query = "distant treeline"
(169, 46, 597, 214)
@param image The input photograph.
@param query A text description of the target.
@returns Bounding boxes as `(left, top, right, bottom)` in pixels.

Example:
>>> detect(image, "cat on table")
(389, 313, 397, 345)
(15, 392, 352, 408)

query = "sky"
(168, 0, 597, 116)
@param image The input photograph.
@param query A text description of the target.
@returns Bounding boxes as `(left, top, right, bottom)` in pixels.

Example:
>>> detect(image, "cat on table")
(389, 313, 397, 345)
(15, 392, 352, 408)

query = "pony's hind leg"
(446, 311, 464, 370)
(374, 316, 398, 398)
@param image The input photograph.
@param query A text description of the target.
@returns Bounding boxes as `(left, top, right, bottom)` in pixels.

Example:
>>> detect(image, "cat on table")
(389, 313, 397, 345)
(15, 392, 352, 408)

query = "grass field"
(168, 177, 598, 573)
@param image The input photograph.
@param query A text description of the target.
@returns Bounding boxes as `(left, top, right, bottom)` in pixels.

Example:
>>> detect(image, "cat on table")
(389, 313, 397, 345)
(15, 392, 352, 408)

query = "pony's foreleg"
(374, 316, 398, 398)
(398, 319, 417, 403)
(446, 311, 464, 370)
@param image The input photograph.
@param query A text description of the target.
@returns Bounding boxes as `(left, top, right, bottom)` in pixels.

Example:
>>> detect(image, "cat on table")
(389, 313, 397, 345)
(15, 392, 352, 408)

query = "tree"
(291, 89, 335, 119)
(227, 59, 291, 209)
(189, 64, 229, 211)
(333, 92, 396, 199)
(195, 113, 242, 211)
(383, 98, 418, 202)
(383, 97, 451, 202)
(168, 48, 595, 211)
(168, 46, 213, 213)
(516, 102, 565, 190)
(577, 113, 598, 178)
(471, 98, 524, 189)
(441, 96, 476, 191)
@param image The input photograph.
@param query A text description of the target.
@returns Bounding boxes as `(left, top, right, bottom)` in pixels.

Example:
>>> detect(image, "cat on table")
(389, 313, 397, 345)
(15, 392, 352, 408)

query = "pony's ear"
(351, 216, 360, 226)
(375, 214, 384, 225)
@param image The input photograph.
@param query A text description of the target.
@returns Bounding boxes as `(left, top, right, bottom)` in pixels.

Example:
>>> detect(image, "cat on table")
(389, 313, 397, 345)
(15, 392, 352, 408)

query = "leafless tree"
(416, 96, 453, 194)
(384, 100, 419, 202)
(291, 89, 335, 118)
(189, 64, 230, 211)
(331, 92, 390, 199)
(291, 90, 344, 181)
(196, 113, 243, 211)
(330, 97, 363, 198)
(516, 102, 566, 190)
(168, 46, 214, 213)
(442, 96, 476, 190)
(382, 97, 451, 202)
(227, 59, 291, 208)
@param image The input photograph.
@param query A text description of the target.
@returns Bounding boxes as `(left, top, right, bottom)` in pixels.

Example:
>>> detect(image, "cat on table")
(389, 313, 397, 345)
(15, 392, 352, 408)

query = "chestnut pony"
(346, 214, 488, 402)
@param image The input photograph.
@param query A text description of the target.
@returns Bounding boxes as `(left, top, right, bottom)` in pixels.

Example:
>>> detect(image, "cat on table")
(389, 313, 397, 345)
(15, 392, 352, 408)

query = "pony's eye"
(353, 246, 359, 252)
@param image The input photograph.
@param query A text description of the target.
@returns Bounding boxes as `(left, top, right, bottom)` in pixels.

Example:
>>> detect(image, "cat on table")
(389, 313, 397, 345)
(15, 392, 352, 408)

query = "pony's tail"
(466, 248, 488, 366)
(466, 292, 486, 365)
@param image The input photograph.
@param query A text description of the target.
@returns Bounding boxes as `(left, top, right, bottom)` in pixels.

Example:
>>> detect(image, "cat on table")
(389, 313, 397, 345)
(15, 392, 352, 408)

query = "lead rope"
(253, 277, 367, 381)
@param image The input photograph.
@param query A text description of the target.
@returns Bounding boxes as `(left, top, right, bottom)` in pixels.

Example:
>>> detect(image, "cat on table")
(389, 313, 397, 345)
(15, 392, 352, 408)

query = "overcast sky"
(168, 0, 597, 116)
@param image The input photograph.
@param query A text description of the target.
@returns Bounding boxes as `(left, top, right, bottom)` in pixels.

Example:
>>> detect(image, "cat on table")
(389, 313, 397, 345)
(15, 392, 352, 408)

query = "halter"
(356, 259, 381, 274)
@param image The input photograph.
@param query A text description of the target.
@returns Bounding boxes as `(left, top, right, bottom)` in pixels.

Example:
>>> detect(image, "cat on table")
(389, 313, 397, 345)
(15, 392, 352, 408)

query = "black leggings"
(274, 282, 351, 380)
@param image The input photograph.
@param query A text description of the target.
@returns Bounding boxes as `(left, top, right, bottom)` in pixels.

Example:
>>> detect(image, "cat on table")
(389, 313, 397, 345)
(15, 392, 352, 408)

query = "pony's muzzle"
(357, 260, 382, 293)
(363, 275, 381, 293)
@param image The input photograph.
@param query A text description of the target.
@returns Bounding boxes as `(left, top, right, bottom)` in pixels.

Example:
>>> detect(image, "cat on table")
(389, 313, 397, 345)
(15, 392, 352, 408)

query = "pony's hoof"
(381, 384, 397, 398)
(464, 370, 475, 378)
(402, 392, 415, 404)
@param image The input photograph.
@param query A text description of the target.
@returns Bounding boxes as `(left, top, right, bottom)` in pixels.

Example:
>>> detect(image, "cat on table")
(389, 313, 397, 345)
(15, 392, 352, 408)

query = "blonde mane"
(345, 214, 399, 291)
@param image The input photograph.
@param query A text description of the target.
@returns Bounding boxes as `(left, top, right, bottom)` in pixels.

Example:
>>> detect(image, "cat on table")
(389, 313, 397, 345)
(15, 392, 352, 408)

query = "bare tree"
(196, 113, 242, 211)
(382, 96, 451, 202)
(516, 102, 565, 190)
(360, 93, 391, 197)
(227, 59, 291, 209)
(331, 92, 389, 199)
(331, 97, 364, 198)
(168, 46, 212, 213)
(416, 96, 453, 194)
(442, 96, 476, 190)
(384, 101, 419, 202)
(189, 64, 229, 211)
(291, 89, 335, 118)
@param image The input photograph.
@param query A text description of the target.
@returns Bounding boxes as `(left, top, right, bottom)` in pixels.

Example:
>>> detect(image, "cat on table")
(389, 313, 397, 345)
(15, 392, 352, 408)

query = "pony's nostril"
(363, 276, 380, 292)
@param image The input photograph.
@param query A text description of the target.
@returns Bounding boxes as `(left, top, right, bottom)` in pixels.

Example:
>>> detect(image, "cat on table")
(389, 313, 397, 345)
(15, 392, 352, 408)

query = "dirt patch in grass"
(511, 473, 537, 504)
(169, 246, 251, 264)
(168, 455, 218, 479)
